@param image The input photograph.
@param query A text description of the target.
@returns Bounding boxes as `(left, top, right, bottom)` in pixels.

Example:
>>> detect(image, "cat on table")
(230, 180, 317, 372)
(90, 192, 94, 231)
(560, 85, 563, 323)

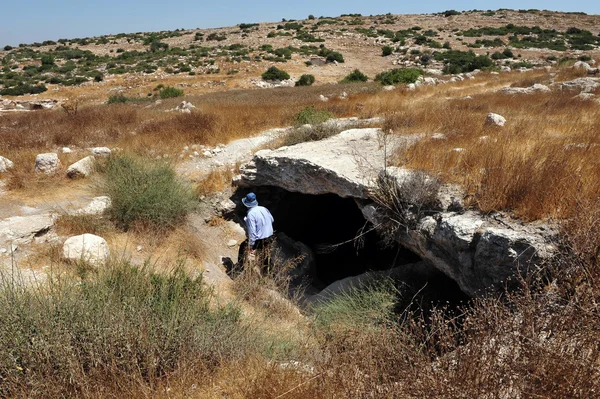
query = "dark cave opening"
(233, 187, 470, 306)
(239, 188, 417, 286)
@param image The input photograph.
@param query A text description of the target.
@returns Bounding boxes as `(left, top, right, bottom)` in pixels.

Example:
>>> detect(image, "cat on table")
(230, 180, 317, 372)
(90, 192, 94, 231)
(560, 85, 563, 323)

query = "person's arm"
(247, 213, 259, 250)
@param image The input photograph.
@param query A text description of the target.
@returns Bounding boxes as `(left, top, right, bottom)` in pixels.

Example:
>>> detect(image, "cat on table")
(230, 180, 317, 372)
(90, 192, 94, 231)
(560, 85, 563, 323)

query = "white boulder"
(62, 234, 110, 266)
(34, 153, 60, 174)
(0, 156, 14, 173)
(67, 156, 95, 178)
(77, 196, 111, 215)
(573, 61, 592, 71)
(90, 147, 111, 157)
(485, 113, 506, 127)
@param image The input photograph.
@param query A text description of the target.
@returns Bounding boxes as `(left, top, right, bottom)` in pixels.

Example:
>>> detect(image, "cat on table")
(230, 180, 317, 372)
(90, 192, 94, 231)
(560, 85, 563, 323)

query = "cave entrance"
(249, 188, 421, 288)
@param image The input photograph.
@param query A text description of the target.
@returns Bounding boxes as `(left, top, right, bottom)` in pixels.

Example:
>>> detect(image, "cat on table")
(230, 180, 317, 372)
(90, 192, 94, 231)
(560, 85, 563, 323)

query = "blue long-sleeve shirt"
(244, 206, 274, 249)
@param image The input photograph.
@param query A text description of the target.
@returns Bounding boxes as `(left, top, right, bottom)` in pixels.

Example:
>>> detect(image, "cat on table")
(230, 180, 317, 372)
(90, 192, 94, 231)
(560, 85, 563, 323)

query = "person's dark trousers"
(236, 235, 275, 274)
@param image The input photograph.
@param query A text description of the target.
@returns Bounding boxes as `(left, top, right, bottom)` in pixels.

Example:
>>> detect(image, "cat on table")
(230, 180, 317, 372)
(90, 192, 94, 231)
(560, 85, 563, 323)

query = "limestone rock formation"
(240, 128, 419, 198)
(556, 77, 600, 93)
(360, 205, 555, 296)
(34, 153, 60, 174)
(90, 147, 111, 157)
(240, 129, 556, 296)
(0, 156, 14, 173)
(67, 156, 95, 178)
(485, 113, 506, 127)
(499, 84, 551, 95)
(76, 196, 111, 215)
(63, 233, 110, 266)
(0, 214, 56, 246)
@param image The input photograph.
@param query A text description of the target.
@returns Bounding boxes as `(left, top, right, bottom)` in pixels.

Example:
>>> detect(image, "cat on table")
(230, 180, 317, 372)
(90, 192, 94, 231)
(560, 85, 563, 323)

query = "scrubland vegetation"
(1, 8, 600, 397)
(1, 63, 599, 397)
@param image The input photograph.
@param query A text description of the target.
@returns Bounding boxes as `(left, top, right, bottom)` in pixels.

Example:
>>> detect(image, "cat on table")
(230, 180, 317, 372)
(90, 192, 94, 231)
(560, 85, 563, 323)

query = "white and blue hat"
(242, 192, 258, 207)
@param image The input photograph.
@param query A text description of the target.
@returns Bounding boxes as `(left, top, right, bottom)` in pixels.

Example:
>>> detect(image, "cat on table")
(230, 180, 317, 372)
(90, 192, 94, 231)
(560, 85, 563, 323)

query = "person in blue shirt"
(242, 192, 274, 254)
(222, 192, 275, 276)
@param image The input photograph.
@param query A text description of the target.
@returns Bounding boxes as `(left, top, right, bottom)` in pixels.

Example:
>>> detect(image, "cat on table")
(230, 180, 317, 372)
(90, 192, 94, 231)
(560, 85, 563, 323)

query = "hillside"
(1, 8, 600, 399)
(1, 9, 599, 103)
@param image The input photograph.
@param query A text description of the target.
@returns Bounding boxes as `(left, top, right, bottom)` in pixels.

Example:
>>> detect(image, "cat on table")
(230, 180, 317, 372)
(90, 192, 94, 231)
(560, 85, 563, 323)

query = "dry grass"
(195, 168, 235, 197)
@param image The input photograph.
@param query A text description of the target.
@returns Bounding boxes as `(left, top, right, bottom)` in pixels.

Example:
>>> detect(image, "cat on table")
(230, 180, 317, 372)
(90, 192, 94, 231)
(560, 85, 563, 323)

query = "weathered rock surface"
(359, 204, 555, 297)
(62, 234, 110, 266)
(498, 84, 550, 95)
(556, 77, 600, 93)
(90, 147, 111, 157)
(485, 113, 506, 127)
(241, 130, 556, 296)
(240, 128, 419, 198)
(0, 214, 56, 246)
(34, 153, 60, 174)
(0, 156, 14, 173)
(76, 196, 111, 215)
(67, 156, 95, 178)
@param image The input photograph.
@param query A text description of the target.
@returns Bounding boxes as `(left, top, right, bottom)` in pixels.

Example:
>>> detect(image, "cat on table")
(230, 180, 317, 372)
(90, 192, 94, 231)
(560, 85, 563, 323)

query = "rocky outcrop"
(240, 128, 419, 198)
(485, 113, 506, 127)
(556, 77, 600, 93)
(90, 147, 111, 157)
(76, 196, 111, 215)
(0, 156, 14, 173)
(63, 234, 110, 266)
(34, 153, 60, 174)
(67, 156, 95, 178)
(0, 214, 56, 246)
(498, 84, 551, 95)
(360, 203, 555, 296)
(240, 129, 556, 297)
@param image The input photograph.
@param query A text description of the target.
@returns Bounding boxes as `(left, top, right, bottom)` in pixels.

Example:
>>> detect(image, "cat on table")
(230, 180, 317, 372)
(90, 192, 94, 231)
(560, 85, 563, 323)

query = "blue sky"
(1, 0, 598, 46)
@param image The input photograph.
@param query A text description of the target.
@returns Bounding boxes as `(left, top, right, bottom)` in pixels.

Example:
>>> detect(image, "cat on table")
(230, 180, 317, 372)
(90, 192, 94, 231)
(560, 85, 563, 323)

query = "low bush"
(381, 45, 393, 56)
(294, 105, 332, 125)
(103, 155, 196, 231)
(374, 68, 423, 85)
(340, 69, 368, 83)
(282, 123, 340, 146)
(0, 83, 47, 96)
(261, 66, 290, 81)
(0, 261, 265, 397)
(159, 86, 184, 99)
(107, 94, 152, 104)
(295, 74, 315, 86)
(326, 51, 344, 63)
(311, 279, 398, 332)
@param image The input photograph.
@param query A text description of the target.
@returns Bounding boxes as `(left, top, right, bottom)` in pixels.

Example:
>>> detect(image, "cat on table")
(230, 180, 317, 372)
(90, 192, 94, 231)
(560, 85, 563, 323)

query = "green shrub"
(443, 10, 461, 17)
(294, 105, 332, 125)
(295, 74, 315, 86)
(261, 66, 290, 81)
(375, 68, 423, 85)
(107, 94, 152, 104)
(311, 279, 398, 331)
(159, 86, 184, 99)
(435, 50, 493, 74)
(0, 83, 47, 96)
(340, 69, 368, 83)
(0, 260, 269, 397)
(326, 51, 344, 63)
(382, 45, 393, 56)
(103, 156, 196, 231)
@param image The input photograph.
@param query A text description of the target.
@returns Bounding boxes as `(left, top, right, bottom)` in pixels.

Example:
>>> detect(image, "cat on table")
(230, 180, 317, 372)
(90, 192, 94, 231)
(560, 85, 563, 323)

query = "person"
(223, 192, 275, 276)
